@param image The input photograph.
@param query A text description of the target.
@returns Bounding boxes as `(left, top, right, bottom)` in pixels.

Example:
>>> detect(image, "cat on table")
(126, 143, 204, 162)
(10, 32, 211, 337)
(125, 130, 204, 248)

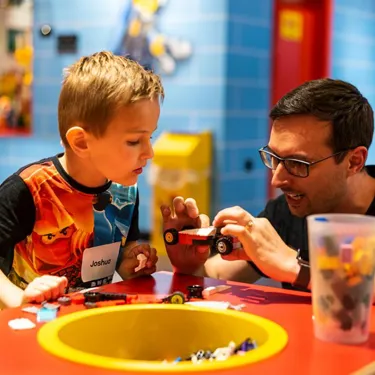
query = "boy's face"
(85, 99, 159, 186)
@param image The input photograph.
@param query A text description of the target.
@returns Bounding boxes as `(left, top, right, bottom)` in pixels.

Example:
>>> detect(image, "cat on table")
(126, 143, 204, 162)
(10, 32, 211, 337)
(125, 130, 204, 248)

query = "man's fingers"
(213, 206, 253, 227)
(220, 223, 251, 240)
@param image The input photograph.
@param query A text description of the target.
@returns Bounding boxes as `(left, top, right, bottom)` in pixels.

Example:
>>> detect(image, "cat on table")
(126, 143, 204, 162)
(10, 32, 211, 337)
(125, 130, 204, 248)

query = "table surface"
(1, 271, 374, 375)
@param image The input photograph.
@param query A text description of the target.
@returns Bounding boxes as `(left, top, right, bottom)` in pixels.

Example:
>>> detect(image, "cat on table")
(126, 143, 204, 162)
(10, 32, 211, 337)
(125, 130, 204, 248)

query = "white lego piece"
(8, 318, 36, 330)
(185, 301, 231, 310)
(21, 306, 40, 314)
(78, 286, 98, 294)
(202, 284, 231, 297)
(186, 300, 245, 311)
(196, 227, 216, 236)
(134, 253, 147, 272)
(229, 303, 246, 311)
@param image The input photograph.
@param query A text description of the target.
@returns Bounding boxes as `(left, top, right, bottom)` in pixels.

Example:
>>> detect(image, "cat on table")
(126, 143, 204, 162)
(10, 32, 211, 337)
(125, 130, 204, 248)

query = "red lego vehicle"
(163, 226, 241, 255)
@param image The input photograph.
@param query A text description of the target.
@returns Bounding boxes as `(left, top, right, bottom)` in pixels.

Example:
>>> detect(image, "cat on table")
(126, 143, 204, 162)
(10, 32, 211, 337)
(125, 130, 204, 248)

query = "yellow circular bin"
(37, 304, 288, 372)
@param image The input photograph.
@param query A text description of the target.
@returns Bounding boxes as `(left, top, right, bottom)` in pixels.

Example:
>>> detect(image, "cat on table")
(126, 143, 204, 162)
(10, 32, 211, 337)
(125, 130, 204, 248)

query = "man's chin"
(288, 204, 308, 218)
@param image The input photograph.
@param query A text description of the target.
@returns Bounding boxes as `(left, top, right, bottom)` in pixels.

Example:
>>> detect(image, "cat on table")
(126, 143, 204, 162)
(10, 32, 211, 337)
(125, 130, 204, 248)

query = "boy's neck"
(59, 150, 109, 188)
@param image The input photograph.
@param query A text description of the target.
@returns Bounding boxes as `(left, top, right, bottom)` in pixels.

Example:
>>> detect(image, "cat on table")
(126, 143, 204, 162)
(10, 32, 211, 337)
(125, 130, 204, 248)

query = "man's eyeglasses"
(258, 146, 349, 178)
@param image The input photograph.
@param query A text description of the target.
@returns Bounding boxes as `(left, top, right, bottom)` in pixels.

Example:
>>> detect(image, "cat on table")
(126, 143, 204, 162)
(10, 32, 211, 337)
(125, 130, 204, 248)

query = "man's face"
(268, 115, 349, 217)
(85, 99, 160, 186)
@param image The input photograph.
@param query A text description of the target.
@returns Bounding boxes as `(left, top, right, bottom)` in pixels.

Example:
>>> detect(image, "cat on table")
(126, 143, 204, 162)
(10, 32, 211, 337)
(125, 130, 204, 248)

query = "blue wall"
(157, 0, 273, 217)
(0, 0, 273, 232)
(221, 1, 273, 214)
(331, 0, 375, 163)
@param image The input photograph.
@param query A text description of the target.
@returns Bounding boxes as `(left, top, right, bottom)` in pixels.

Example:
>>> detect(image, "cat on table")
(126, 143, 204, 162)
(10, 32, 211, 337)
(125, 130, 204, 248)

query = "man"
(162, 78, 375, 291)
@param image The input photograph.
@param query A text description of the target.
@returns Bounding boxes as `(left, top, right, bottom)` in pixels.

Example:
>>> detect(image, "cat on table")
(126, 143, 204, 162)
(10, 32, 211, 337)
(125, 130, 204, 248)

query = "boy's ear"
(65, 126, 90, 157)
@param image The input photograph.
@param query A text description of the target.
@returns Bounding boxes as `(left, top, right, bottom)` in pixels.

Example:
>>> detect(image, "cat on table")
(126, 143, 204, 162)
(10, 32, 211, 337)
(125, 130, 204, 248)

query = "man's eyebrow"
(267, 146, 311, 161)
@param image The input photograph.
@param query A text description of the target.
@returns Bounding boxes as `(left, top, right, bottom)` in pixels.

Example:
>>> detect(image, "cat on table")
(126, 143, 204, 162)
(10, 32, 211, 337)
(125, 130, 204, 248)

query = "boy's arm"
(0, 174, 36, 307)
(0, 270, 24, 308)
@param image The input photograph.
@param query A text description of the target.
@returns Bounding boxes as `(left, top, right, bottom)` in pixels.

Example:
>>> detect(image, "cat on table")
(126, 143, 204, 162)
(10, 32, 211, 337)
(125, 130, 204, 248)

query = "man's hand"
(161, 196, 210, 275)
(117, 242, 158, 279)
(213, 206, 299, 283)
(22, 275, 68, 304)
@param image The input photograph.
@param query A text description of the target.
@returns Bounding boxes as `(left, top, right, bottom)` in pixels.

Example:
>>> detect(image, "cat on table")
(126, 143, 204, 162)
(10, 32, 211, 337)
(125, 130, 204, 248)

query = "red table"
(0, 271, 374, 375)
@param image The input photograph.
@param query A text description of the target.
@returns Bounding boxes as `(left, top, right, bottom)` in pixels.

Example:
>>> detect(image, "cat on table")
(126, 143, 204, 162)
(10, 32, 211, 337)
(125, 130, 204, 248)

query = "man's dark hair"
(270, 78, 374, 162)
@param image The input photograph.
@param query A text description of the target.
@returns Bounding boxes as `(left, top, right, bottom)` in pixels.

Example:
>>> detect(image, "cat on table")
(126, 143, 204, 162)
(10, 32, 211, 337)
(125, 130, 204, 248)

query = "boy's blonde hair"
(58, 51, 164, 146)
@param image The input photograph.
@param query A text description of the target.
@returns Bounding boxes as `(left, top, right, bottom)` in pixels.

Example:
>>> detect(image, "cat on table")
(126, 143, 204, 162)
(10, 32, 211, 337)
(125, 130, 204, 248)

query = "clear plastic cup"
(307, 214, 375, 344)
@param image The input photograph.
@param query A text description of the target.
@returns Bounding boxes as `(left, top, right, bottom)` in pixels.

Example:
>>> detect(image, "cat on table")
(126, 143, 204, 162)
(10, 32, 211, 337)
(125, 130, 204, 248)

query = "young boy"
(0, 51, 165, 308)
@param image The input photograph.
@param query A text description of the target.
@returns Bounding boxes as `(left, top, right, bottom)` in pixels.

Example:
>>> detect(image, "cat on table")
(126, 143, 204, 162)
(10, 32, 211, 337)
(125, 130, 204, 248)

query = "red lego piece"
(70, 294, 85, 305)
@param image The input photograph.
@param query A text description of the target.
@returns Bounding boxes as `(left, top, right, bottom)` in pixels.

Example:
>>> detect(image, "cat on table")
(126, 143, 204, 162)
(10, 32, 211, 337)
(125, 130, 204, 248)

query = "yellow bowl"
(37, 304, 287, 372)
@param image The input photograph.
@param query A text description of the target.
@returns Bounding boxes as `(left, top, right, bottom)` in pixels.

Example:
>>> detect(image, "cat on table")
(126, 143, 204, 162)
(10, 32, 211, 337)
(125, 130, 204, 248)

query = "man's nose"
(271, 162, 291, 189)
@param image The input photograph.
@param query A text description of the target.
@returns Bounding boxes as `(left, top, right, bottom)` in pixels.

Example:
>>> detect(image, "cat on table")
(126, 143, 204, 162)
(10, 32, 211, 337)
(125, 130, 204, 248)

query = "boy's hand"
(22, 275, 68, 304)
(161, 196, 210, 275)
(117, 243, 158, 279)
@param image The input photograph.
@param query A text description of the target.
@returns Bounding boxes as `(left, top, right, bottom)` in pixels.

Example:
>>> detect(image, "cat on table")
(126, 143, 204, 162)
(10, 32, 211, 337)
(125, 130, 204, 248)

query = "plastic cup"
(307, 214, 375, 344)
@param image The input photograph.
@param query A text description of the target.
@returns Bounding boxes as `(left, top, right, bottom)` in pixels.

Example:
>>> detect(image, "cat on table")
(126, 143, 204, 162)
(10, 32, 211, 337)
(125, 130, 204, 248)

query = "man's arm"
(203, 254, 261, 283)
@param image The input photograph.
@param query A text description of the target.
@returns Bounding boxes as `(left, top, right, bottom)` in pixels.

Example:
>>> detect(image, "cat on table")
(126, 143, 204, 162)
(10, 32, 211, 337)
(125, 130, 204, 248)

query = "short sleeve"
(0, 174, 36, 274)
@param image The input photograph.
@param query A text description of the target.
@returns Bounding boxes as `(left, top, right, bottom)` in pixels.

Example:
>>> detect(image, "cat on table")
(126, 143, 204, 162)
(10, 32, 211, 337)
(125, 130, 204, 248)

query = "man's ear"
(65, 126, 91, 157)
(347, 146, 367, 175)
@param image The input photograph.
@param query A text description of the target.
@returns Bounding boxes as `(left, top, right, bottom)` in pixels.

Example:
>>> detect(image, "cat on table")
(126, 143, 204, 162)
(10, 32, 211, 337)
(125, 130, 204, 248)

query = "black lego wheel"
(163, 228, 179, 245)
(215, 237, 233, 255)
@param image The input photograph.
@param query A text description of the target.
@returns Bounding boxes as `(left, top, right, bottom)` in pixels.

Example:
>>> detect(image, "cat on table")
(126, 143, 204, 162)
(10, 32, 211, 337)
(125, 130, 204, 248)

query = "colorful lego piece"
(37, 307, 58, 322)
(57, 296, 72, 306)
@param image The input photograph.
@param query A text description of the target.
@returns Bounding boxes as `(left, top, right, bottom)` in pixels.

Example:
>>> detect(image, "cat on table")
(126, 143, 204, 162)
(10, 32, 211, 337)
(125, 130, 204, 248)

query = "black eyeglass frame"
(258, 146, 350, 178)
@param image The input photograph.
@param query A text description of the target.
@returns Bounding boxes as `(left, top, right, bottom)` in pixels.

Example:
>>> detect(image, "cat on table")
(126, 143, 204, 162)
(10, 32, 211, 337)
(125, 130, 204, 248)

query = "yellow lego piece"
(317, 256, 340, 270)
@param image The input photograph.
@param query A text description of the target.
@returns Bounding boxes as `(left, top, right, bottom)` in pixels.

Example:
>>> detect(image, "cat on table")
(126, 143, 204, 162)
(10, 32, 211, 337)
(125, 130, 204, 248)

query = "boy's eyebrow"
(127, 127, 158, 134)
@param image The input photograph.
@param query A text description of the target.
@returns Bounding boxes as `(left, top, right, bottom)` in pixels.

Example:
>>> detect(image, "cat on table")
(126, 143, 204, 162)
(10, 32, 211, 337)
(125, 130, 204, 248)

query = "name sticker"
(81, 242, 120, 283)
